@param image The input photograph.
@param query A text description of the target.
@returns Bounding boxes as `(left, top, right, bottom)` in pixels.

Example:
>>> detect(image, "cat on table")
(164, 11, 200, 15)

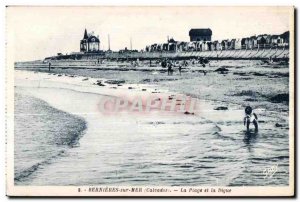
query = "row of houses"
(145, 31, 289, 52)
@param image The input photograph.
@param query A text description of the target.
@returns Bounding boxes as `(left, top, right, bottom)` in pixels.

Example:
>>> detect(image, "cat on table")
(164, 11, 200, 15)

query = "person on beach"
(48, 62, 51, 72)
(183, 60, 188, 67)
(167, 61, 173, 75)
(269, 56, 273, 63)
(161, 59, 167, 68)
(179, 65, 182, 75)
(244, 106, 258, 132)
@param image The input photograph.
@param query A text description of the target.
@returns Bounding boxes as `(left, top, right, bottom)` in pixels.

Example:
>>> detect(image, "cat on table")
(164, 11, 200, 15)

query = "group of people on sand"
(161, 59, 181, 75)
(160, 57, 210, 75)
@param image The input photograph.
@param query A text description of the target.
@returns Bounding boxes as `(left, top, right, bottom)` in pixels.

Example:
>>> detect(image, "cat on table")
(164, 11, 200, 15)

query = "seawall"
(107, 48, 289, 60)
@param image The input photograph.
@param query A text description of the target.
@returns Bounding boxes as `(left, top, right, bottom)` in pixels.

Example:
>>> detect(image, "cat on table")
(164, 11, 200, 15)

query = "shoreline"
(14, 90, 87, 184)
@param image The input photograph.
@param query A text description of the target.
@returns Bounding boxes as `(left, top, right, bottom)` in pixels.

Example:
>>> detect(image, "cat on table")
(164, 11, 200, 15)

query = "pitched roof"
(87, 35, 100, 43)
(189, 29, 212, 36)
(280, 31, 289, 39)
(83, 29, 88, 39)
(271, 35, 281, 39)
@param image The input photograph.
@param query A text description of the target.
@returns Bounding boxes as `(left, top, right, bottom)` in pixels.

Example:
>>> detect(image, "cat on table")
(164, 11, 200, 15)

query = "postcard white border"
(5, 5, 295, 197)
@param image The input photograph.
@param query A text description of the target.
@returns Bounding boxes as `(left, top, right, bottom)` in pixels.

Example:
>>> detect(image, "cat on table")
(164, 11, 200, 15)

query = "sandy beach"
(14, 60, 290, 186)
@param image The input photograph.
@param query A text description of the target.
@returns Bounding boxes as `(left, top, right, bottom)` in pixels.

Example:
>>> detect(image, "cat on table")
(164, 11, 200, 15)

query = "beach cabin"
(264, 35, 272, 45)
(221, 40, 228, 50)
(228, 39, 234, 50)
(249, 36, 258, 49)
(200, 42, 206, 51)
(226, 40, 231, 50)
(167, 38, 177, 52)
(247, 37, 253, 49)
(162, 43, 169, 51)
(280, 31, 289, 48)
(156, 44, 163, 51)
(211, 41, 218, 51)
(206, 42, 213, 51)
(241, 38, 250, 49)
(229, 39, 236, 50)
(195, 41, 202, 51)
(150, 44, 157, 52)
(193, 41, 198, 51)
(176, 42, 187, 52)
(234, 39, 242, 50)
(210, 42, 215, 51)
(216, 41, 222, 50)
(187, 42, 196, 51)
(257, 35, 267, 49)
(270, 35, 282, 47)
(168, 43, 177, 52)
(281, 31, 289, 43)
(145, 46, 150, 52)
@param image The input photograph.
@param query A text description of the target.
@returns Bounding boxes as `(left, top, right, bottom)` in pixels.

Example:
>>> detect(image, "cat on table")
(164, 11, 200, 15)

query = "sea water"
(14, 70, 289, 186)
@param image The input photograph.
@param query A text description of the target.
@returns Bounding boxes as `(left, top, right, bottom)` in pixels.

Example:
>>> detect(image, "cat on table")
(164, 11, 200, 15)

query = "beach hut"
(245, 37, 253, 49)
(176, 41, 187, 52)
(145, 46, 150, 52)
(216, 41, 222, 50)
(265, 35, 272, 45)
(200, 41, 206, 51)
(166, 38, 177, 52)
(150, 44, 157, 52)
(206, 41, 213, 51)
(187, 42, 196, 51)
(195, 41, 202, 51)
(281, 31, 289, 43)
(156, 44, 163, 51)
(193, 41, 198, 51)
(168, 43, 177, 52)
(229, 39, 236, 50)
(210, 41, 215, 51)
(162, 43, 169, 51)
(241, 38, 250, 49)
(234, 39, 242, 50)
(183, 42, 189, 51)
(280, 31, 289, 48)
(257, 35, 267, 49)
(226, 40, 231, 50)
(270, 35, 282, 47)
(211, 41, 218, 51)
(263, 35, 272, 49)
(249, 36, 258, 49)
(221, 40, 228, 50)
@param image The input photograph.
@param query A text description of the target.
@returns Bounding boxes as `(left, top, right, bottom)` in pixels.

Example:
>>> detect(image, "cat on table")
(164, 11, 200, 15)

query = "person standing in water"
(244, 106, 258, 132)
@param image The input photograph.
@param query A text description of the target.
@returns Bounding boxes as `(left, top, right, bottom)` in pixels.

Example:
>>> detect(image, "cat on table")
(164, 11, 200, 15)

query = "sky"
(7, 6, 293, 61)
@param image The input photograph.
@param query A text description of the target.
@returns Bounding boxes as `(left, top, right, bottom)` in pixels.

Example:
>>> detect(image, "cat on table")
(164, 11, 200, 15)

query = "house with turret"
(80, 29, 100, 53)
